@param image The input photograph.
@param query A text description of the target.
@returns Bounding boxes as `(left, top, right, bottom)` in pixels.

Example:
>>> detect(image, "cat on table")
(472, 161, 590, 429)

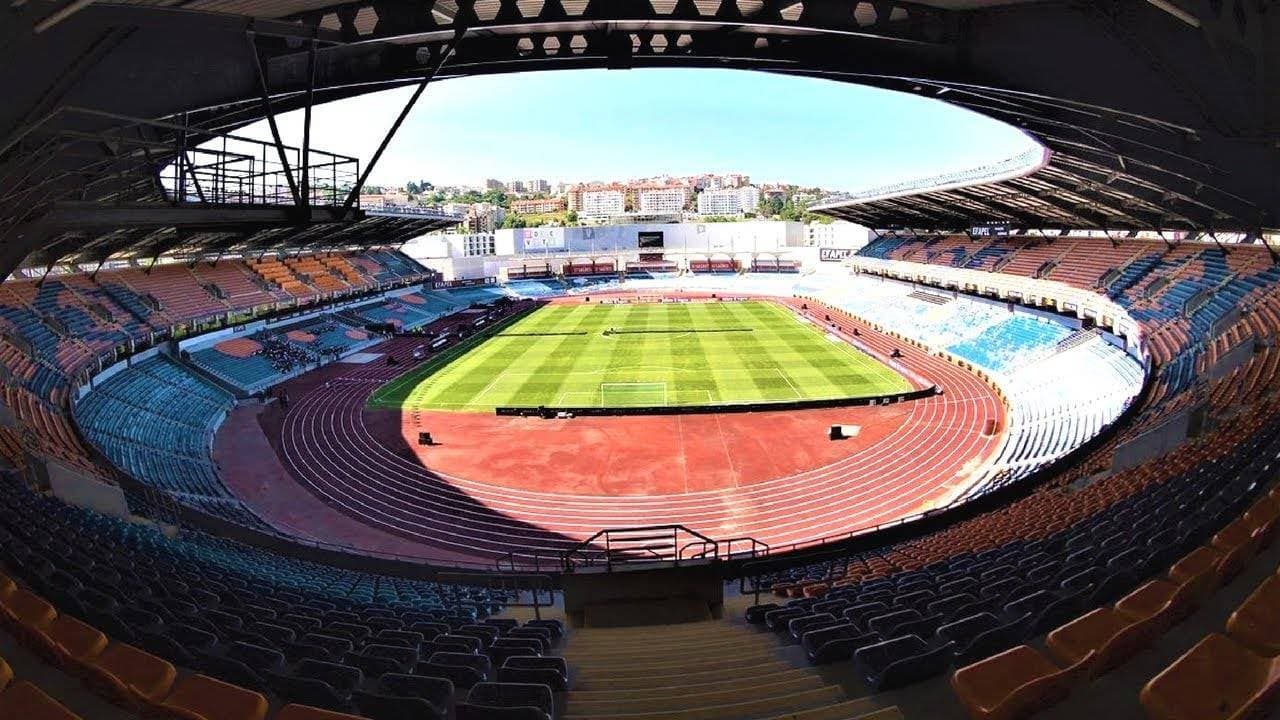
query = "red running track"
(268, 295, 1006, 564)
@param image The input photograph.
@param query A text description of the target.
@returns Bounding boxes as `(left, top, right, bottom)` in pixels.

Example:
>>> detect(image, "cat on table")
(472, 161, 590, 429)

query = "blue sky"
(250, 68, 1038, 191)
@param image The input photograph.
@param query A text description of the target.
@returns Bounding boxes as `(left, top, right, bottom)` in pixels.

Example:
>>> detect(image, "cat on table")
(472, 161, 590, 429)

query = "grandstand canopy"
(1, 0, 1277, 275)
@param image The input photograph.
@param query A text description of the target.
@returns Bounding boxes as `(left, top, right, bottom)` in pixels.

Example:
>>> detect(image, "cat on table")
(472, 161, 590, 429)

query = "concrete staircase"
(562, 620, 902, 720)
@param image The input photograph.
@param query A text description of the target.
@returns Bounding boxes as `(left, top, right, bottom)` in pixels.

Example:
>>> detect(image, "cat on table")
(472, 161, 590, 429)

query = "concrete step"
(573, 662, 806, 691)
(572, 649, 783, 676)
(564, 685, 848, 720)
(570, 667, 817, 698)
(563, 627, 768, 650)
(565, 636, 776, 661)
(568, 638, 778, 661)
(762, 703, 903, 720)
(566, 675, 829, 714)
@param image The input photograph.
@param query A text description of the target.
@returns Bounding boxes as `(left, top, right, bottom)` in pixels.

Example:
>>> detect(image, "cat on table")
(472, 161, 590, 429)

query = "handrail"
(436, 572, 556, 620)
(563, 524, 769, 571)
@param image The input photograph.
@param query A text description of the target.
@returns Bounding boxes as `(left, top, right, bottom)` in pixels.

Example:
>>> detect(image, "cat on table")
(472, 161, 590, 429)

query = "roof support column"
(246, 29, 302, 207)
(340, 29, 465, 215)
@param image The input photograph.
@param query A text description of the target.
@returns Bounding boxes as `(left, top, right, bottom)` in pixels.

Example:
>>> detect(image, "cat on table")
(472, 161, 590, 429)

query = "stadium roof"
(1, 0, 1276, 274)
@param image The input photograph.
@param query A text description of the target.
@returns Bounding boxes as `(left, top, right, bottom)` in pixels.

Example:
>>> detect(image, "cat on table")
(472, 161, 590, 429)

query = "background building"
(510, 197, 567, 214)
(806, 220, 870, 248)
(697, 186, 761, 217)
(637, 185, 689, 215)
(580, 189, 626, 219)
(460, 202, 505, 233)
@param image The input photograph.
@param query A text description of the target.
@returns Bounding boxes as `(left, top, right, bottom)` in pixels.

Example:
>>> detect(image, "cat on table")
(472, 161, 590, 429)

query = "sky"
(244, 68, 1039, 192)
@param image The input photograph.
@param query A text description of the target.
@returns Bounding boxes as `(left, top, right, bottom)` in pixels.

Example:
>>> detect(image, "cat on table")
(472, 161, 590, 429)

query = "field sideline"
(368, 300, 913, 412)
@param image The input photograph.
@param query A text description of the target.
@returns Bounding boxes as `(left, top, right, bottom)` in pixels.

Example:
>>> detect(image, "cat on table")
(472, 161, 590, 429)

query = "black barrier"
(496, 385, 938, 418)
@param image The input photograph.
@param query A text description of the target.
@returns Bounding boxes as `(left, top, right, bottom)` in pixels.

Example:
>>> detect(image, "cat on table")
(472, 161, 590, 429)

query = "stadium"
(1, 2, 1279, 720)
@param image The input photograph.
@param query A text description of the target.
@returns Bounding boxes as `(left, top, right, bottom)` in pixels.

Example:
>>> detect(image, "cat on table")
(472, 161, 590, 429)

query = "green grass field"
(368, 301, 913, 412)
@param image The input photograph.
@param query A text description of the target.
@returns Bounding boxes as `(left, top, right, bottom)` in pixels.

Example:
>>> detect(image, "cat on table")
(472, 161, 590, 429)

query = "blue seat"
(789, 612, 837, 640)
(497, 658, 568, 692)
(927, 593, 979, 621)
(267, 672, 352, 713)
(867, 608, 921, 637)
(801, 623, 875, 664)
(854, 635, 954, 691)
(841, 601, 890, 632)
(296, 658, 363, 694)
(353, 690, 447, 720)
(416, 660, 486, 689)
(461, 682, 553, 720)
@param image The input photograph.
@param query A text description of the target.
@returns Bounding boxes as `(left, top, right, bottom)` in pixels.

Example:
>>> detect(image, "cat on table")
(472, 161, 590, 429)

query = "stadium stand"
(0, 249, 427, 480)
(188, 315, 374, 393)
(72, 355, 272, 528)
(0, 473, 565, 720)
(5, 235, 1280, 719)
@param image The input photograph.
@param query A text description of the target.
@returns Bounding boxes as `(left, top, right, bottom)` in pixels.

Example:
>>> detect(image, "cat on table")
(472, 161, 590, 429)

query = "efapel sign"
(819, 247, 855, 261)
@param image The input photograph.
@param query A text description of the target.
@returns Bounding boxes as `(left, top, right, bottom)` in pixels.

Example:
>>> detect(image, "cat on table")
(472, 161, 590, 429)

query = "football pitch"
(368, 301, 913, 412)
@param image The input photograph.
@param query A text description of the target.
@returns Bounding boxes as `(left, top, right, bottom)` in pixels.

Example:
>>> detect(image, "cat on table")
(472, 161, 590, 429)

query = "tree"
(565, 210, 578, 225)
(501, 213, 527, 229)
(481, 189, 509, 207)
(759, 196, 784, 218)
(780, 199, 803, 222)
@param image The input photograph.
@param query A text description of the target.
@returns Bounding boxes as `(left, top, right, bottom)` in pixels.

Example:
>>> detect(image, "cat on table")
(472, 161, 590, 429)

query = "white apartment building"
(580, 189, 626, 218)
(806, 220, 870, 248)
(697, 186, 761, 216)
(636, 186, 689, 214)
(525, 179, 550, 194)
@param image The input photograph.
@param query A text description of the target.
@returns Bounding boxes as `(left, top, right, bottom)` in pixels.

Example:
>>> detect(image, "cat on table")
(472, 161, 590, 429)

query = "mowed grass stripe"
(368, 308, 532, 408)
(506, 304, 619, 406)
(662, 304, 720, 405)
(709, 303, 800, 402)
(377, 301, 912, 412)
(742, 303, 889, 397)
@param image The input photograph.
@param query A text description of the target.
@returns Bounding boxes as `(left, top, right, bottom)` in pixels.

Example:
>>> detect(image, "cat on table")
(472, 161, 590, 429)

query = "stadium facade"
(405, 220, 862, 281)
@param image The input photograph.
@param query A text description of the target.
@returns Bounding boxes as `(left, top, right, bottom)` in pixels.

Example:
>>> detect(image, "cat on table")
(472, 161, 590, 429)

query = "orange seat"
(1213, 517, 1261, 552)
(275, 704, 367, 720)
(0, 680, 83, 719)
(84, 642, 176, 708)
(0, 654, 11, 692)
(950, 645, 1091, 720)
(1214, 527, 1264, 583)
(1046, 607, 1152, 677)
(1115, 578, 1195, 632)
(1243, 496, 1280, 548)
(0, 588, 56, 631)
(154, 674, 269, 720)
(1227, 575, 1280, 657)
(0, 572, 14, 601)
(1168, 546, 1223, 604)
(35, 615, 108, 670)
(1140, 633, 1280, 720)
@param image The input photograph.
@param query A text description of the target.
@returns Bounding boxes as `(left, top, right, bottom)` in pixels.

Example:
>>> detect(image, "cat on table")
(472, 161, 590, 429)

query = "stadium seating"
(0, 473, 572, 720)
(7, 234, 1280, 719)
(189, 315, 373, 393)
(72, 354, 273, 526)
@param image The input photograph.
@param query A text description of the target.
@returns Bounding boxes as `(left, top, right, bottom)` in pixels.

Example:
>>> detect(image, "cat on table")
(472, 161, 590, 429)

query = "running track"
(275, 296, 1006, 564)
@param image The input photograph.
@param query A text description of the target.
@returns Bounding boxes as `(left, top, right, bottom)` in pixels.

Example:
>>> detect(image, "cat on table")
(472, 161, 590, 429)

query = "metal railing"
(562, 525, 765, 571)
(367, 204, 464, 221)
(0, 106, 360, 213)
(436, 572, 556, 620)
